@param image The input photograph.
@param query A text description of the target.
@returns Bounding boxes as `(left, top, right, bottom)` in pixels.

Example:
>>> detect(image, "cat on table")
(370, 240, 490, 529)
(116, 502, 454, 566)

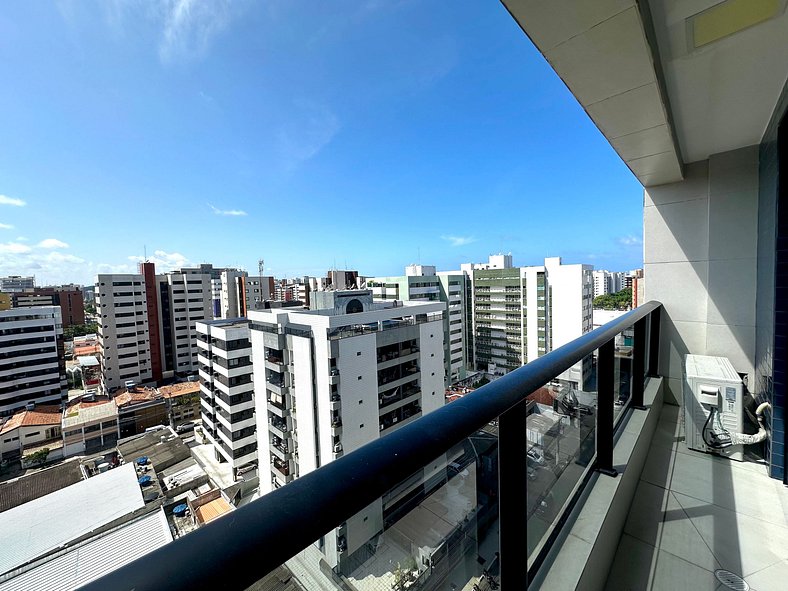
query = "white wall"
(336, 333, 379, 455)
(251, 328, 273, 496)
(292, 335, 318, 476)
(419, 323, 446, 414)
(644, 146, 759, 404)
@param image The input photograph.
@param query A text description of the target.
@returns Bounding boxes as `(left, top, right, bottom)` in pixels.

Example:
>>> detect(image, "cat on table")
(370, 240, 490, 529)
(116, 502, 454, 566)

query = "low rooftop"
(63, 397, 118, 428)
(0, 509, 172, 591)
(158, 382, 200, 399)
(117, 430, 190, 472)
(0, 459, 84, 513)
(0, 463, 143, 576)
(0, 405, 62, 436)
(114, 386, 162, 408)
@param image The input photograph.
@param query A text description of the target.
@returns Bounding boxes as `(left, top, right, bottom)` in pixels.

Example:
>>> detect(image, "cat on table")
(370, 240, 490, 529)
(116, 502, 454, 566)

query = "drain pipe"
(730, 402, 771, 446)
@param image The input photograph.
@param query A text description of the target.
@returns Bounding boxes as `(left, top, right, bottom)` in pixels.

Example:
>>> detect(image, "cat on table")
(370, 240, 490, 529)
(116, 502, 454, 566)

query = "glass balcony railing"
(80, 302, 662, 591)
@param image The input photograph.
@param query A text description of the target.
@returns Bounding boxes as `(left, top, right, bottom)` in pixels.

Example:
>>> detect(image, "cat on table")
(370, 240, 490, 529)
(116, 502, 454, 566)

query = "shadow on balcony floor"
(606, 404, 788, 591)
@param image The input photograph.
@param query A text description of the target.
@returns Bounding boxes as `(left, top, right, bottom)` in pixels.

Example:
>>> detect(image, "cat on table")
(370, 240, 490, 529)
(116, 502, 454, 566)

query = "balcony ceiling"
(502, 0, 788, 187)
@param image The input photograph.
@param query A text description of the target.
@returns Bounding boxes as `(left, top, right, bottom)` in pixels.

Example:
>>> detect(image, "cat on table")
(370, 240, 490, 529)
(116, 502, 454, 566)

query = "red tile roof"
(0, 405, 62, 435)
(114, 387, 161, 408)
(527, 387, 557, 406)
(158, 382, 200, 399)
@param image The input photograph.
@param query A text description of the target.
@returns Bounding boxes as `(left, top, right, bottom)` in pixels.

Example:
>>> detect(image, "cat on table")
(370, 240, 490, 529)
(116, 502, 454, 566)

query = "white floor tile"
(744, 558, 788, 591)
(671, 491, 788, 577)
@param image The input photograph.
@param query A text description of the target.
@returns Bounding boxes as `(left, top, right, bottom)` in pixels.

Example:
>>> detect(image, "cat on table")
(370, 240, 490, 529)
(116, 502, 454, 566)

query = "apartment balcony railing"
(81, 301, 661, 591)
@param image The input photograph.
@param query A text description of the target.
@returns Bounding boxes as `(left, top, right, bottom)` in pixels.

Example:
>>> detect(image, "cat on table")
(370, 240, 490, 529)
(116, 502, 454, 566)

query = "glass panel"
(526, 352, 597, 563)
(247, 436, 501, 591)
(614, 328, 634, 419)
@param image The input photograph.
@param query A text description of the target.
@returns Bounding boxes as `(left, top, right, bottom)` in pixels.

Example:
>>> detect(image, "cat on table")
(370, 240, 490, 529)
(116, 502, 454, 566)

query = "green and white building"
(462, 255, 593, 388)
(367, 265, 471, 385)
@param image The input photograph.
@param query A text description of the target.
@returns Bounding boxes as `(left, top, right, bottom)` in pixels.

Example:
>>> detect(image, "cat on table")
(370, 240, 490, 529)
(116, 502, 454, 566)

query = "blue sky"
(0, 1, 644, 286)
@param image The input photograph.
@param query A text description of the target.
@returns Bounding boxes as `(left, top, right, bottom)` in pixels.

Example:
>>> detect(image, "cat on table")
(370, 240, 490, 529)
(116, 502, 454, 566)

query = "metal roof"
(0, 463, 144, 576)
(0, 509, 172, 591)
(0, 460, 84, 514)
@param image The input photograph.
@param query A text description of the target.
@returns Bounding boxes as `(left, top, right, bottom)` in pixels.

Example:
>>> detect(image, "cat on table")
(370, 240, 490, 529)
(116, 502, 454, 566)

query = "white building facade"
(0, 306, 67, 416)
(95, 274, 152, 392)
(197, 319, 257, 476)
(249, 290, 446, 570)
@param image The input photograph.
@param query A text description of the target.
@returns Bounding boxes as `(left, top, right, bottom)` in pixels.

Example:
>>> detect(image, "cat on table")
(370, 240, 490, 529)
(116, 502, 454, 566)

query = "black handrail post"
(631, 318, 646, 410)
(647, 306, 661, 377)
(499, 398, 529, 589)
(596, 339, 618, 477)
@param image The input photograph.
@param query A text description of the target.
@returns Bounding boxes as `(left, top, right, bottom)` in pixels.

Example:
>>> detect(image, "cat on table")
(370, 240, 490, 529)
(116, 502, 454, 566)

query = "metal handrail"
(79, 301, 661, 591)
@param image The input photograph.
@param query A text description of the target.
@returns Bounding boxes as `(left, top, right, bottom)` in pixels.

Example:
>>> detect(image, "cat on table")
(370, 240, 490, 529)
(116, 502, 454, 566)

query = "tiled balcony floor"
(606, 404, 788, 591)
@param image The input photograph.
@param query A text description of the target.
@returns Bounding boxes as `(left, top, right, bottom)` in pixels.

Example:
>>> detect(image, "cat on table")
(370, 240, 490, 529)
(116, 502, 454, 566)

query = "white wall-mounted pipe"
(730, 402, 771, 445)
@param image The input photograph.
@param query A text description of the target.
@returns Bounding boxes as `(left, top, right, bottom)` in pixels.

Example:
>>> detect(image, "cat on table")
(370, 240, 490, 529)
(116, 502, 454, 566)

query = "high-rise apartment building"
(368, 265, 471, 384)
(238, 275, 275, 314)
(249, 290, 445, 569)
(155, 269, 212, 376)
(592, 270, 625, 298)
(95, 274, 153, 392)
(197, 319, 257, 477)
(469, 256, 593, 387)
(0, 306, 67, 416)
(97, 263, 253, 392)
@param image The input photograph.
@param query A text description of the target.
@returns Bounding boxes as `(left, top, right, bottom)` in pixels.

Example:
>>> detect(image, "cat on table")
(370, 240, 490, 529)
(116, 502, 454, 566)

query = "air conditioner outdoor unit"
(683, 355, 744, 461)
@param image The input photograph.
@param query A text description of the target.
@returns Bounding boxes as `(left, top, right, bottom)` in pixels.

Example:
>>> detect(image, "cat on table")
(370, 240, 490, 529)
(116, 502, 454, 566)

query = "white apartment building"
(368, 265, 470, 384)
(95, 275, 153, 393)
(0, 306, 67, 417)
(218, 269, 245, 319)
(249, 290, 445, 570)
(197, 319, 257, 477)
(592, 270, 625, 298)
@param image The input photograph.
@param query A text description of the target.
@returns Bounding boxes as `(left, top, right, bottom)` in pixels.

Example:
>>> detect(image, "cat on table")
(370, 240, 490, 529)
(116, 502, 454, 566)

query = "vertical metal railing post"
(647, 307, 661, 377)
(631, 318, 647, 409)
(499, 398, 530, 589)
(596, 339, 618, 477)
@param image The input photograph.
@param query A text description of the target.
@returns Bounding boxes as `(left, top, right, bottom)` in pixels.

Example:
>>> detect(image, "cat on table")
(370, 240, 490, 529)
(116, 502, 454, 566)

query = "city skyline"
(0, 1, 643, 286)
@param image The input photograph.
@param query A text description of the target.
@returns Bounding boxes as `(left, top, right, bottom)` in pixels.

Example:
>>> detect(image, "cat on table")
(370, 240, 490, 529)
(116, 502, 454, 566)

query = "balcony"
(265, 354, 285, 373)
(83, 303, 667, 589)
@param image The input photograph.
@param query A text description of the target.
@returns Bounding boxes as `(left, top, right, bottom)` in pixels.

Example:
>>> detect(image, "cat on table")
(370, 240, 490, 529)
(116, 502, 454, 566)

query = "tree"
(593, 288, 632, 311)
(85, 303, 96, 315)
(472, 376, 490, 389)
(64, 323, 99, 340)
(24, 447, 50, 466)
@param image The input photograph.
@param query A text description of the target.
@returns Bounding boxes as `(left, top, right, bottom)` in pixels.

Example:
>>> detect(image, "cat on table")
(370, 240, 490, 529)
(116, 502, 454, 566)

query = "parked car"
(527, 446, 546, 467)
(176, 422, 195, 434)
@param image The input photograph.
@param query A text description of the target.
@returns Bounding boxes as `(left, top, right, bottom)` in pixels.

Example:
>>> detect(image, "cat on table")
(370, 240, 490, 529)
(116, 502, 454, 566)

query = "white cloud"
(127, 249, 193, 272)
(16, 236, 28, 242)
(208, 203, 247, 216)
(37, 238, 70, 249)
(441, 235, 477, 247)
(277, 100, 340, 172)
(0, 242, 32, 254)
(0, 223, 12, 230)
(618, 235, 642, 247)
(0, 194, 26, 207)
(158, 0, 237, 65)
